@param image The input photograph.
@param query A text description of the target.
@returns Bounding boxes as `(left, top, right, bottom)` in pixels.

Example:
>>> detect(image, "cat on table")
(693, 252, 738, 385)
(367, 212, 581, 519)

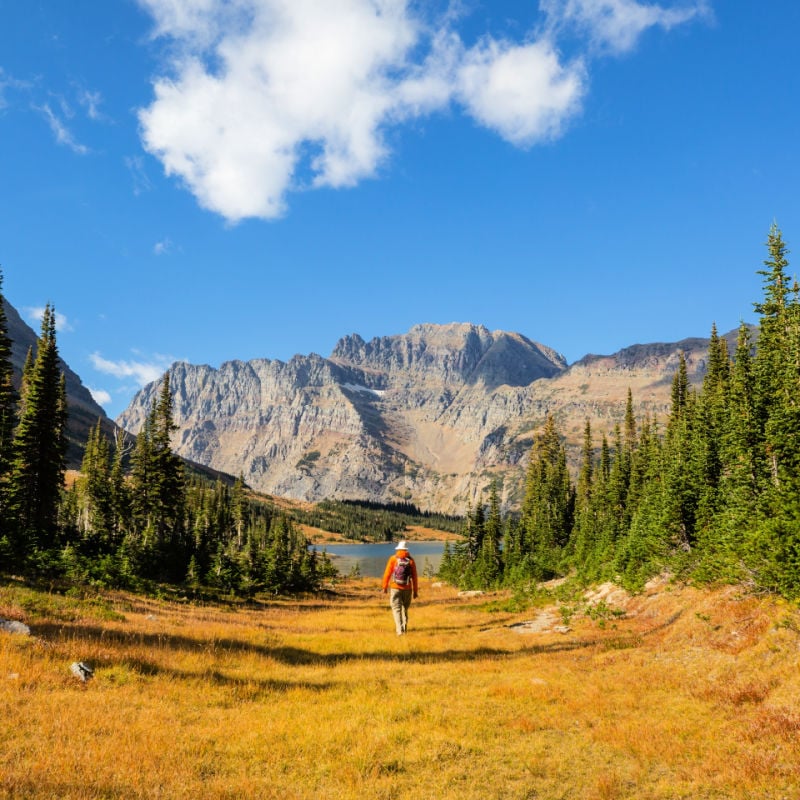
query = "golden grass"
(2, 577, 799, 799)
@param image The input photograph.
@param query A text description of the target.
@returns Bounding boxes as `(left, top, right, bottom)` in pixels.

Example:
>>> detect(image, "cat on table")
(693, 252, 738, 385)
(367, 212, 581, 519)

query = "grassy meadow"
(2, 575, 800, 799)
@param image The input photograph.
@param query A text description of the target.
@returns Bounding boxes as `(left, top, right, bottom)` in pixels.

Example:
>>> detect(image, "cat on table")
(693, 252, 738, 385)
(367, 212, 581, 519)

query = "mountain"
(116, 322, 727, 514)
(3, 298, 110, 464)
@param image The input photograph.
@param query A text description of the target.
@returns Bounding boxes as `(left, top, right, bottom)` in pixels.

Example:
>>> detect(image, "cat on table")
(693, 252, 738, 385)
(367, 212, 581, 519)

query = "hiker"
(381, 540, 419, 635)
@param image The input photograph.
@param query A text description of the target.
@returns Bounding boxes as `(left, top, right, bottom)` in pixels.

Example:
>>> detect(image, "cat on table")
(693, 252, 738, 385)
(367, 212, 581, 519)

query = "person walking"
(381, 540, 419, 635)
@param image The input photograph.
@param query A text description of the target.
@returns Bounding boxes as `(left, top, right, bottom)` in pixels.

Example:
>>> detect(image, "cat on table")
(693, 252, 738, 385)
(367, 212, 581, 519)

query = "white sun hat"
(395, 540, 408, 550)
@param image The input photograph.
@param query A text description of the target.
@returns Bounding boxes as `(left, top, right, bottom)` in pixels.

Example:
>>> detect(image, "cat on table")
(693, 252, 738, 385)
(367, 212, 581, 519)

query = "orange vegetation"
(1, 575, 799, 799)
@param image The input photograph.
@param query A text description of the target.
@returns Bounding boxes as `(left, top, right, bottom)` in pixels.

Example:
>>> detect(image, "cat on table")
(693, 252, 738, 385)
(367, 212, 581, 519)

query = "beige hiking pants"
(389, 588, 413, 634)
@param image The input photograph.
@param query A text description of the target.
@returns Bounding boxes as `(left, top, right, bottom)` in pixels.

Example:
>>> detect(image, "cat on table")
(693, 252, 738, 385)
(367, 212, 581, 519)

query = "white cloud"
(153, 237, 174, 255)
(541, 0, 710, 54)
(35, 103, 90, 155)
(456, 39, 586, 146)
(0, 68, 29, 111)
(77, 88, 106, 121)
(25, 306, 74, 333)
(136, 0, 705, 221)
(90, 351, 175, 386)
(138, 0, 420, 220)
(125, 154, 154, 195)
(87, 387, 113, 407)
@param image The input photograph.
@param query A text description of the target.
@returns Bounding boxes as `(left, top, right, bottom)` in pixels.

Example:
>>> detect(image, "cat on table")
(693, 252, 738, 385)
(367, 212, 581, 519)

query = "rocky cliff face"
(116, 322, 724, 513)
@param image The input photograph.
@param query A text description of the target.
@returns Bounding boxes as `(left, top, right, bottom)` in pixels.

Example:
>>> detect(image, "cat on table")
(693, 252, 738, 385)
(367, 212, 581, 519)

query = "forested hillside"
(442, 225, 800, 599)
(0, 286, 332, 594)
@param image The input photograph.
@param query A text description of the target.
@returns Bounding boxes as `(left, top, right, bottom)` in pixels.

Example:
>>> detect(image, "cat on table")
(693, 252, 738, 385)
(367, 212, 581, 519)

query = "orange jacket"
(382, 550, 419, 594)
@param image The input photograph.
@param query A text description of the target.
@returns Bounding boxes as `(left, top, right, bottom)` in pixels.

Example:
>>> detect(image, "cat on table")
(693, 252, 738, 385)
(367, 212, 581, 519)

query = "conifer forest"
(0, 289, 332, 594)
(443, 225, 800, 600)
(3, 225, 800, 600)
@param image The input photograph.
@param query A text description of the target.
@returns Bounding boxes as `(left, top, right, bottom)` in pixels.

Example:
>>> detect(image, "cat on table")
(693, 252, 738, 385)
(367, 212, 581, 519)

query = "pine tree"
(0, 271, 17, 482)
(5, 305, 67, 552)
(520, 415, 574, 579)
(661, 354, 701, 551)
(693, 324, 730, 534)
(130, 406, 155, 538)
(150, 375, 186, 550)
(753, 223, 791, 446)
(109, 428, 131, 539)
(572, 419, 596, 575)
(479, 481, 503, 584)
(750, 226, 800, 595)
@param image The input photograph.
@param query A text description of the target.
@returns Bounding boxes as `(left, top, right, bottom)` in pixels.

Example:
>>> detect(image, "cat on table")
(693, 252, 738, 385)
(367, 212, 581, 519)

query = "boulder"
(0, 618, 30, 636)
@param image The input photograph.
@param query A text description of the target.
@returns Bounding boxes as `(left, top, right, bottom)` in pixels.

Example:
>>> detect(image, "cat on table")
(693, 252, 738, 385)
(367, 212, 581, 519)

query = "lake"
(310, 541, 447, 578)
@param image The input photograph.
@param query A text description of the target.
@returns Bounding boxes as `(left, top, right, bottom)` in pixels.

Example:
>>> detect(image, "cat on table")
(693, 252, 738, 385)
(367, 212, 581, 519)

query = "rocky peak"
(115, 320, 728, 514)
(331, 322, 566, 389)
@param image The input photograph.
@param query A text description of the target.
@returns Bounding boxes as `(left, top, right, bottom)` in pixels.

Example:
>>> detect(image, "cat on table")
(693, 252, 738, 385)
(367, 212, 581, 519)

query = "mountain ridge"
(117, 321, 723, 514)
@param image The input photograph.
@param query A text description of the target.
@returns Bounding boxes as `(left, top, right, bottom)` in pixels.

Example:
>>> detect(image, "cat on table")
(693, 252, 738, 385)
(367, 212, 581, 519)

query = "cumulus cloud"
(90, 351, 175, 386)
(136, 0, 705, 221)
(456, 39, 586, 146)
(541, 0, 710, 54)
(88, 387, 113, 406)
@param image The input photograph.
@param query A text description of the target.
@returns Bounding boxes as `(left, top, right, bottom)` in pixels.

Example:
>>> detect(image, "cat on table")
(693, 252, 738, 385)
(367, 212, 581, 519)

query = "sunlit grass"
(1, 577, 799, 799)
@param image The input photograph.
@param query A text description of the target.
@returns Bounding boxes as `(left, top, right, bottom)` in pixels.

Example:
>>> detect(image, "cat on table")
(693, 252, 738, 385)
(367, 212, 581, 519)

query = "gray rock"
(0, 619, 31, 636)
(115, 321, 725, 515)
(70, 662, 94, 682)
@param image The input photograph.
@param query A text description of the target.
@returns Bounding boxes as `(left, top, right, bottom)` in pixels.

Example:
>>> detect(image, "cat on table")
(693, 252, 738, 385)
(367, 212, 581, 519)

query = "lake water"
(310, 541, 447, 578)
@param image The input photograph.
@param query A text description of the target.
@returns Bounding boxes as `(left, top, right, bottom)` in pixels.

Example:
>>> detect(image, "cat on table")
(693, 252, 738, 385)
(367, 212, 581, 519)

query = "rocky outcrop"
(117, 322, 724, 514)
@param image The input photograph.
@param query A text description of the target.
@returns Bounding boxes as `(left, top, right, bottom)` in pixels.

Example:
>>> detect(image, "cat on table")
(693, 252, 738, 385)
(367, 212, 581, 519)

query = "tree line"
(0, 278, 333, 595)
(292, 498, 463, 542)
(441, 225, 800, 600)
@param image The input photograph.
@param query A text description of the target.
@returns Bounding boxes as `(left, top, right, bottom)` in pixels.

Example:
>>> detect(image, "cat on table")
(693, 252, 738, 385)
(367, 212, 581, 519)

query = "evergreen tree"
(77, 419, 114, 548)
(6, 304, 67, 552)
(753, 223, 792, 449)
(572, 419, 596, 575)
(750, 226, 800, 595)
(693, 324, 730, 535)
(130, 406, 155, 538)
(149, 375, 186, 554)
(660, 354, 701, 551)
(109, 428, 131, 540)
(0, 271, 17, 482)
(0, 273, 17, 553)
(479, 481, 503, 584)
(519, 415, 574, 578)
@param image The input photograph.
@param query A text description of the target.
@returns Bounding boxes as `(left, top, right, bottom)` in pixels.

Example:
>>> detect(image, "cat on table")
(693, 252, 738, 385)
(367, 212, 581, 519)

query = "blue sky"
(1, 0, 799, 419)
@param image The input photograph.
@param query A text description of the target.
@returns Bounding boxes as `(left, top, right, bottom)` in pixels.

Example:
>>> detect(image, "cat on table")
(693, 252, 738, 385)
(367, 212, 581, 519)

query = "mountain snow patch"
(342, 383, 384, 397)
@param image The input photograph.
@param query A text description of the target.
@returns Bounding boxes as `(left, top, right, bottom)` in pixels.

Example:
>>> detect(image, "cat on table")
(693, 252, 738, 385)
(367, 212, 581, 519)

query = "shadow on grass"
(32, 610, 683, 675)
(0, 779, 141, 800)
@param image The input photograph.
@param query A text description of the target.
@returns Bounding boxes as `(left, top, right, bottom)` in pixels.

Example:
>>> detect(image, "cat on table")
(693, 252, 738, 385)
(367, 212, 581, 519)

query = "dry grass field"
(2, 575, 800, 799)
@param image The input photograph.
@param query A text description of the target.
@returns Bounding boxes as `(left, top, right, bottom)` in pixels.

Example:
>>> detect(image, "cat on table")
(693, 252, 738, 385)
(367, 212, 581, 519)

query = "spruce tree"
(751, 226, 800, 595)
(480, 481, 503, 584)
(150, 375, 186, 549)
(130, 406, 155, 538)
(520, 415, 574, 578)
(0, 272, 17, 481)
(6, 304, 67, 552)
(78, 419, 114, 548)
(572, 419, 596, 575)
